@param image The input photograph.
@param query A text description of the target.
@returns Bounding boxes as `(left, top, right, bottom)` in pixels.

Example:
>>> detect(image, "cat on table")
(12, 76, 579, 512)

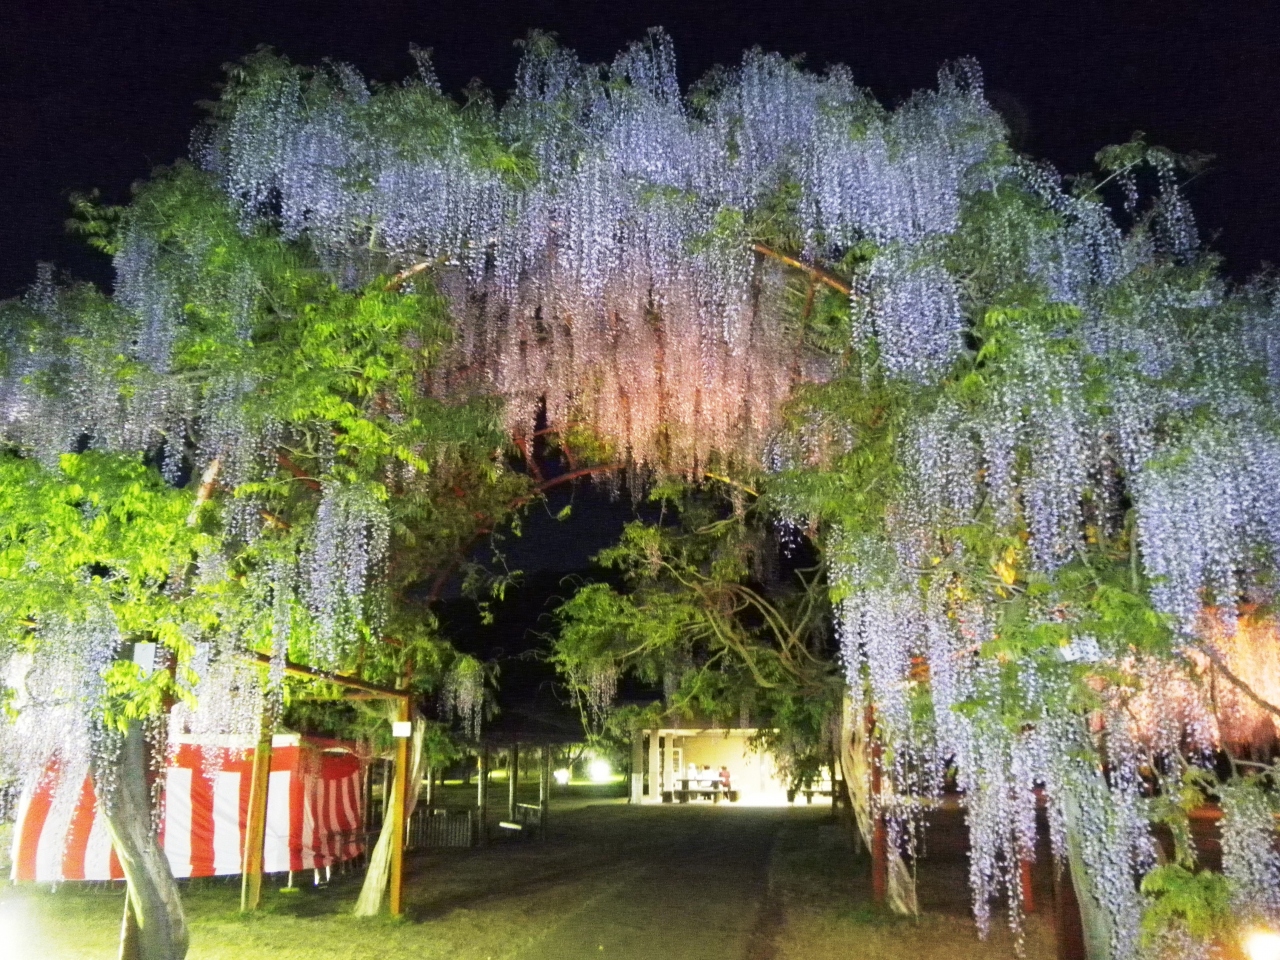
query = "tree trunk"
(508, 744, 519, 819)
(1061, 789, 1114, 960)
(93, 720, 188, 960)
(353, 707, 425, 917)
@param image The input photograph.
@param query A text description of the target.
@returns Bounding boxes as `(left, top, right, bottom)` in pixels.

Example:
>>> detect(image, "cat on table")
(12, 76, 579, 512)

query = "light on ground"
(1245, 930, 1280, 960)
(0, 900, 31, 954)
(553, 768, 571, 785)
(588, 759, 612, 783)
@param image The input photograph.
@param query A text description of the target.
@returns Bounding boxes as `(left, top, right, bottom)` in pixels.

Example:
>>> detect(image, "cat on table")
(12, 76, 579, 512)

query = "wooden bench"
(663, 787, 739, 803)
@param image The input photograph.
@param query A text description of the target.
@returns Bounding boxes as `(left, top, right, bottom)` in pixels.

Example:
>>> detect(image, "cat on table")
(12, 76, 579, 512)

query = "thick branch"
(276, 453, 322, 491)
(187, 457, 222, 526)
(751, 243, 852, 296)
(385, 260, 433, 290)
(1189, 643, 1280, 721)
(248, 652, 408, 701)
(513, 433, 544, 484)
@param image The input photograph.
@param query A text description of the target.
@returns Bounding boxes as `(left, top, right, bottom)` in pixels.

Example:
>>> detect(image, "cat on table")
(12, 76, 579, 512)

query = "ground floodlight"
(0, 900, 30, 953)
(553, 768, 571, 785)
(1245, 930, 1280, 960)
(588, 759, 612, 783)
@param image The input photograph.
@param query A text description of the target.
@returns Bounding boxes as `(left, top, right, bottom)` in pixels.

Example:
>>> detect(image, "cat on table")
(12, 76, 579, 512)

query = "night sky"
(3, 0, 1279, 696)
(4, 0, 1280, 300)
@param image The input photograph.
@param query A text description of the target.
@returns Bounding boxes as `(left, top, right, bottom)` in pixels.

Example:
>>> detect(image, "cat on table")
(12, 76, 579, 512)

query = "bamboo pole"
(388, 698, 410, 917)
(239, 729, 273, 912)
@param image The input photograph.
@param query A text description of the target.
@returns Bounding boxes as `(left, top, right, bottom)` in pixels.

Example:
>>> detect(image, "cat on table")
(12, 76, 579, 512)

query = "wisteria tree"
(0, 165, 547, 955)
(2, 28, 1279, 960)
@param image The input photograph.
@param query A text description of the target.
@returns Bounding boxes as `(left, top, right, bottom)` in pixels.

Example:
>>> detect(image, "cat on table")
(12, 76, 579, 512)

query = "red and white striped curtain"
(10, 738, 364, 883)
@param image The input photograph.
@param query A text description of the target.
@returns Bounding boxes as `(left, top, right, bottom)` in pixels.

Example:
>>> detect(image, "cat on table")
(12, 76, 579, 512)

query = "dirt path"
(510, 806, 787, 960)
(7, 797, 1059, 960)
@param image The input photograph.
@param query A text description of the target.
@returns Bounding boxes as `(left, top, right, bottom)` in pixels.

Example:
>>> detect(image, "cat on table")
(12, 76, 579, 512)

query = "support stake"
(240, 729, 273, 912)
(388, 698, 410, 917)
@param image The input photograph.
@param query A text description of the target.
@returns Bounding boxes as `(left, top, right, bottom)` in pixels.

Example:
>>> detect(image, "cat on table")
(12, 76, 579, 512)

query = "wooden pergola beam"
(247, 652, 409, 701)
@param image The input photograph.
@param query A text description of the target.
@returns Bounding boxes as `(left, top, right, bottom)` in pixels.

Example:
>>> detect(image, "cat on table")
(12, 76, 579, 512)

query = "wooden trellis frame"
(243, 653, 413, 916)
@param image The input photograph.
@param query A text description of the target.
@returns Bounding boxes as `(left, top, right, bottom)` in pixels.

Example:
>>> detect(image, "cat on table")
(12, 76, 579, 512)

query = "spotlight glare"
(0, 900, 31, 953)
(553, 767, 571, 785)
(588, 759, 612, 783)
(1245, 930, 1280, 960)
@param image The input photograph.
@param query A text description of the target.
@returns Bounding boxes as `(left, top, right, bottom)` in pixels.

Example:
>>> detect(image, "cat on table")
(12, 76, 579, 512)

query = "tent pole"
(388, 698, 410, 917)
(240, 728, 273, 912)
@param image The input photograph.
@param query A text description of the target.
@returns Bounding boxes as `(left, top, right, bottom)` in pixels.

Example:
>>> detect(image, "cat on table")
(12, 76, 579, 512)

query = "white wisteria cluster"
(1137, 426, 1280, 627)
(1219, 780, 1280, 926)
(439, 657, 486, 741)
(169, 650, 267, 780)
(303, 482, 391, 664)
(0, 608, 124, 873)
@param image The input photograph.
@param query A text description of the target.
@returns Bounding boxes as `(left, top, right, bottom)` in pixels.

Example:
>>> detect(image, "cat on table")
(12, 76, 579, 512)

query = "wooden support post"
(388, 698, 410, 917)
(630, 734, 643, 804)
(871, 814, 888, 905)
(381, 760, 393, 826)
(539, 745, 551, 840)
(868, 706, 887, 906)
(240, 730, 273, 912)
(647, 731, 660, 800)
(477, 747, 490, 846)
(1053, 862, 1086, 960)
(507, 743, 519, 821)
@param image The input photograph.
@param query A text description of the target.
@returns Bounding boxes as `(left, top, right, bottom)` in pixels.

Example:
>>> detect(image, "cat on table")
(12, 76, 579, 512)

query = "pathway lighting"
(553, 768, 572, 785)
(588, 759, 613, 783)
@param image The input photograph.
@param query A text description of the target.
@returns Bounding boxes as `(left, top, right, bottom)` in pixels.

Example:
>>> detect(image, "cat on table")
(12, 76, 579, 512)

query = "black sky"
(2, 0, 1280, 299)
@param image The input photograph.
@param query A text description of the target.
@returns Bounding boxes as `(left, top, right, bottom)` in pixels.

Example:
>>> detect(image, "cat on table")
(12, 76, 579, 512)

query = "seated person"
(718, 766, 731, 790)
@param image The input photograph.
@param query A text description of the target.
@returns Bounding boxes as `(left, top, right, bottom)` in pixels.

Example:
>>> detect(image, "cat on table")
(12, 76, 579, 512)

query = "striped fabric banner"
(10, 739, 364, 883)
